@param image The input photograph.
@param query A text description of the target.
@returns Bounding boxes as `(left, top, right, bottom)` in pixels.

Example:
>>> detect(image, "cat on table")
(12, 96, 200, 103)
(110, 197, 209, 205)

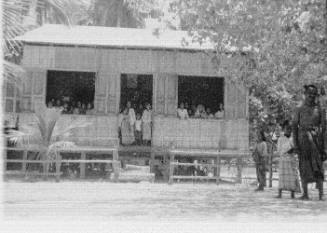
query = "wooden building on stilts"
(5, 24, 250, 182)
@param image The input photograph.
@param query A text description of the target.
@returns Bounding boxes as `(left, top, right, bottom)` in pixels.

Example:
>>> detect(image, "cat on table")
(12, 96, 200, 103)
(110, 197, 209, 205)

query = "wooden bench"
(168, 148, 251, 184)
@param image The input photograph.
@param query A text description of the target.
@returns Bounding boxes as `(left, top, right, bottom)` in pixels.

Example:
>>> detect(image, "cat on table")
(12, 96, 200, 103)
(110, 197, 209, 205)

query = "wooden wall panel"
(33, 71, 45, 95)
(154, 73, 165, 114)
(107, 73, 119, 113)
(152, 117, 249, 150)
(165, 74, 178, 115)
(158, 51, 175, 73)
(224, 79, 248, 119)
(100, 49, 122, 72)
(54, 46, 72, 70)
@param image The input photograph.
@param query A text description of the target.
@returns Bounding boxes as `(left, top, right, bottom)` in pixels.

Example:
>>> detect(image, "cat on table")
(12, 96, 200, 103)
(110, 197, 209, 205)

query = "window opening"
(46, 71, 95, 115)
(178, 76, 224, 119)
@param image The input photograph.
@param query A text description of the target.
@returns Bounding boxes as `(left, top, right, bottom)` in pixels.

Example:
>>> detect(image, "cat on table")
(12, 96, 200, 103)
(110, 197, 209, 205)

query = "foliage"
(88, 0, 160, 28)
(7, 105, 91, 163)
(2, 0, 72, 84)
(169, 0, 327, 131)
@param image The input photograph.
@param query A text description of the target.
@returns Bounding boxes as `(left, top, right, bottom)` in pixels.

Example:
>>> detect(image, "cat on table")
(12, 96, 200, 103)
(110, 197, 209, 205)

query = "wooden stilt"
(236, 158, 242, 184)
(80, 152, 86, 179)
(168, 153, 175, 184)
(215, 155, 221, 185)
(55, 152, 61, 182)
(112, 149, 119, 182)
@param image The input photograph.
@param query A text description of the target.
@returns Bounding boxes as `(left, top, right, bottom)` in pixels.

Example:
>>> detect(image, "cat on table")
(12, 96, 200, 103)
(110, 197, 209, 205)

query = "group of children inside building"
(47, 98, 94, 115)
(177, 102, 224, 119)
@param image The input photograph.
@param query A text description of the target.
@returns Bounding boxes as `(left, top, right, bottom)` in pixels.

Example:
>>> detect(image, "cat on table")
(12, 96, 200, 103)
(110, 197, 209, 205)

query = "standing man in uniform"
(292, 85, 326, 200)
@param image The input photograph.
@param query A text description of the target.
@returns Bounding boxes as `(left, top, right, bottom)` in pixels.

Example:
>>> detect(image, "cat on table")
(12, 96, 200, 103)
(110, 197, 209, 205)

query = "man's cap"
(304, 84, 318, 95)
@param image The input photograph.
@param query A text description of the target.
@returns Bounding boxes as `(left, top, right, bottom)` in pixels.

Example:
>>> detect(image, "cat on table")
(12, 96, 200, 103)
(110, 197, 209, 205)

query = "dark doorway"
(120, 74, 153, 114)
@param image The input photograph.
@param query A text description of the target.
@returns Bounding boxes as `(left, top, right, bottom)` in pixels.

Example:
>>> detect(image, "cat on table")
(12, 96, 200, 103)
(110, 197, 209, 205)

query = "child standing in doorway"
(135, 113, 142, 145)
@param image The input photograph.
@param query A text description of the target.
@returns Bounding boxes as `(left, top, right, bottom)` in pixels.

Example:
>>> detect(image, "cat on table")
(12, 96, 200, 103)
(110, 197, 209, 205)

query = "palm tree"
(7, 105, 91, 178)
(2, 0, 71, 84)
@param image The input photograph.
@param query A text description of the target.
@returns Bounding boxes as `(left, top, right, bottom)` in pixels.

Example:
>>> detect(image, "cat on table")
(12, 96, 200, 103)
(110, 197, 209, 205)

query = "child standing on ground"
(253, 130, 268, 191)
(275, 120, 301, 198)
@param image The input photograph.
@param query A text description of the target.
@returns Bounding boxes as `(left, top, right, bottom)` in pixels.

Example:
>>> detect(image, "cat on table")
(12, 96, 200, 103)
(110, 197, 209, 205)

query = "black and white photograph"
(1, 0, 327, 232)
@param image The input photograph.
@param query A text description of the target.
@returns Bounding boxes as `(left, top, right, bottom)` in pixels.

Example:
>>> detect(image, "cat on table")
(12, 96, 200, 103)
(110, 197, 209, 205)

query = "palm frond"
(46, 141, 76, 160)
(52, 118, 93, 139)
(2, 60, 26, 84)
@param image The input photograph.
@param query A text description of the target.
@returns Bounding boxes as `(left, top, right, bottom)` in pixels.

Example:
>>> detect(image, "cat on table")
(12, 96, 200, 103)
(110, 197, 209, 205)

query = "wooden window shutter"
(154, 73, 166, 114)
(32, 70, 47, 111)
(20, 70, 46, 112)
(225, 79, 248, 119)
(94, 71, 108, 114)
(107, 72, 119, 114)
(165, 74, 178, 116)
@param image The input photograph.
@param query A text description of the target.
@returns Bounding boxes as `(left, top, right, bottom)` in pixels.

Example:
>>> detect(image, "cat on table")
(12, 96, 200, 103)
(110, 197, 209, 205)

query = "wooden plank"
(80, 152, 86, 179)
(171, 162, 218, 167)
(5, 159, 54, 164)
(5, 171, 63, 176)
(172, 176, 218, 180)
(61, 160, 117, 163)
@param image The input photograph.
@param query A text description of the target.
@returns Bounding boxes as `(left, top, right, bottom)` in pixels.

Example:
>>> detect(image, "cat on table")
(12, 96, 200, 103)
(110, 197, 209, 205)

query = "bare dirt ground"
(3, 180, 327, 223)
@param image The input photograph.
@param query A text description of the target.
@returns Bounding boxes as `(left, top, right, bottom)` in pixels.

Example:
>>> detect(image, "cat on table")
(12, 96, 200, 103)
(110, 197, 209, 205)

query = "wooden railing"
(4, 145, 120, 182)
(168, 148, 251, 184)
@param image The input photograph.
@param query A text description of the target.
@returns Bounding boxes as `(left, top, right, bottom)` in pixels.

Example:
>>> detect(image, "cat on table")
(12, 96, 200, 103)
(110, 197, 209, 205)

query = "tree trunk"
(116, 0, 123, 27)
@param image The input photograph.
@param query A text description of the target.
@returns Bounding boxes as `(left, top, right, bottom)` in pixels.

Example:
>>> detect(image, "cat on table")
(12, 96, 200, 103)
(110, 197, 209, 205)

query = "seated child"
(177, 102, 189, 120)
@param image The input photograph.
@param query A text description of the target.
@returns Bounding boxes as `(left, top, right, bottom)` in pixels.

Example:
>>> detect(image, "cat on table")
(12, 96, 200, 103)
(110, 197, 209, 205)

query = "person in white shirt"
(206, 108, 214, 119)
(275, 120, 301, 198)
(215, 103, 225, 119)
(142, 103, 152, 145)
(121, 101, 135, 145)
(127, 101, 136, 129)
(177, 102, 189, 120)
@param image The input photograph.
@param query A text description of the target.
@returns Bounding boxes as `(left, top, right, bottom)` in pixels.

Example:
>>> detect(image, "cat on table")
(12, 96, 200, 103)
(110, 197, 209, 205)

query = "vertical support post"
(150, 151, 155, 173)
(168, 152, 175, 184)
(113, 149, 119, 182)
(4, 148, 8, 174)
(80, 152, 86, 179)
(236, 157, 242, 184)
(269, 152, 273, 187)
(215, 155, 221, 185)
(55, 152, 61, 182)
(22, 149, 28, 173)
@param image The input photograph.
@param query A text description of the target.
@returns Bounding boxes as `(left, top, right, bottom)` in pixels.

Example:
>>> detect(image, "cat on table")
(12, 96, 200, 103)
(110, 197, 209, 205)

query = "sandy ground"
(3, 180, 327, 223)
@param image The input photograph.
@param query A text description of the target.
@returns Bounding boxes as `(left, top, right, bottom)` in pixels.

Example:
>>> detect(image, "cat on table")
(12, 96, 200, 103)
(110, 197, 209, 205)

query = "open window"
(120, 74, 153, 114)
(46, 71, 95, 114)
(178, 76, 224, 119)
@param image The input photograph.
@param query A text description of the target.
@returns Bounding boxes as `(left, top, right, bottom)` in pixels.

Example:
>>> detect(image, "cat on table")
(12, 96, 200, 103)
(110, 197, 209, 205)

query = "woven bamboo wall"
(5, 113, 118, 147)
(152, 117, 249, 150)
